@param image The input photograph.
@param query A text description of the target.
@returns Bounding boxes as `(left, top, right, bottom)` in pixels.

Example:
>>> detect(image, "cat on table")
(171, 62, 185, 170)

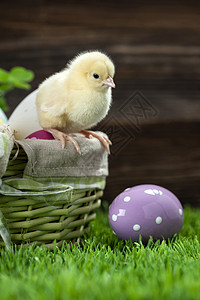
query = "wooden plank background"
(0, 0, 200, 205)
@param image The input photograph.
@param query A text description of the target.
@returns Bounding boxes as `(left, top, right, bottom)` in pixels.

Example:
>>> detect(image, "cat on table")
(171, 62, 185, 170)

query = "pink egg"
(26, 130, 54, 140)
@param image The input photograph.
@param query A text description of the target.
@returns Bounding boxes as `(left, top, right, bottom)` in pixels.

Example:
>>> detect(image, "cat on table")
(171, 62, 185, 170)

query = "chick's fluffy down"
(36, 51, 115, 133)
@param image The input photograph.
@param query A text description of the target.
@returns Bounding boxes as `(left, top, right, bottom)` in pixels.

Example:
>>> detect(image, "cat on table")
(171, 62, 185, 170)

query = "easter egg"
(109, 184, 184, 243)
(8, 89, 41, 139)
(26, 130, 54, 140)
(0, 108, 8, 124)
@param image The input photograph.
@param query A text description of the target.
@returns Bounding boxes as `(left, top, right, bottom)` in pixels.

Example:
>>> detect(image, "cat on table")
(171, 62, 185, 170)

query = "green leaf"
(10, 67, 34, 82)
(0, 82, 14, 93)
(13, 81, 31, 90)
(0, 96, 9, 112)
(0, 66, 34, 111)
(0, 69, 9, 82)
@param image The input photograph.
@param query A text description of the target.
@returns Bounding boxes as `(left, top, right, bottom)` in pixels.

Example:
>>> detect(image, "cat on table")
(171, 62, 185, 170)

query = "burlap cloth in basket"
(0, 124, 108, 178)
(0, 124, 109, 249)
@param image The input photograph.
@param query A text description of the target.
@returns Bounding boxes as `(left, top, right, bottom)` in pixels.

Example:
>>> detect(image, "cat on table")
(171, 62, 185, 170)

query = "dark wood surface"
(0, 0, 200, 205)
(103, 121, 200, 206)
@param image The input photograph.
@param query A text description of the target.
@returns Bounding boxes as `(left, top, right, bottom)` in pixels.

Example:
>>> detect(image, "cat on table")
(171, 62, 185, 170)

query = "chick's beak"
(102, 76, 115, 88)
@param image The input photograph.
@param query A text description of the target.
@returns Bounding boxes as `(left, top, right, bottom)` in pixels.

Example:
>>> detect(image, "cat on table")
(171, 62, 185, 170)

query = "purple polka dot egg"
(109, 184, 184, 243)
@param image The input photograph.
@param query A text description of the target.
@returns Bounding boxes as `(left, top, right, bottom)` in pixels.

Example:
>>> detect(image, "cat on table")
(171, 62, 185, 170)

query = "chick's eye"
(93, 73, 99, 79)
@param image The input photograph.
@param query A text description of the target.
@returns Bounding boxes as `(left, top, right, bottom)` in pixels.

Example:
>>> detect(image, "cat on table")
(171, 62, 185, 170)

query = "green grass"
(0, 205, 200, 300)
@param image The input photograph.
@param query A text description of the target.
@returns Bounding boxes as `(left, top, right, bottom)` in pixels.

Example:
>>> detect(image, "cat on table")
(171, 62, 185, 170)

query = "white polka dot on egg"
(112, 214, 117, 222)
(133, 224, 141, 231)
(124, 196, 131, 202)
(155, 216, 163, 225)
(125, 188, 131, 191)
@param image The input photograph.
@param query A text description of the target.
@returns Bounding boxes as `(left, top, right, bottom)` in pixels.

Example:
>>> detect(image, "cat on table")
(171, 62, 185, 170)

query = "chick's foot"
(44, 128, 81, 154)
(79, 130, 112, 154)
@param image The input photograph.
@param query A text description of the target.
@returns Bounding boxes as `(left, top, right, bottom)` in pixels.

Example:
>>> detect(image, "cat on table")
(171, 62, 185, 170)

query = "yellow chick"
(36, 51, 115, 154)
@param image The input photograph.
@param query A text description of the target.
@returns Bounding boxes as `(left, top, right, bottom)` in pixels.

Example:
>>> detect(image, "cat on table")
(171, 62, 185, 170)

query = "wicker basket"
(0, 141, 105, 250)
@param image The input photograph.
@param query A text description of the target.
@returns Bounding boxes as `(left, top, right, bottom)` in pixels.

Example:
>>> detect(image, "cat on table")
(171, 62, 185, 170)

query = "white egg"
(8, 89, 41, 139)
